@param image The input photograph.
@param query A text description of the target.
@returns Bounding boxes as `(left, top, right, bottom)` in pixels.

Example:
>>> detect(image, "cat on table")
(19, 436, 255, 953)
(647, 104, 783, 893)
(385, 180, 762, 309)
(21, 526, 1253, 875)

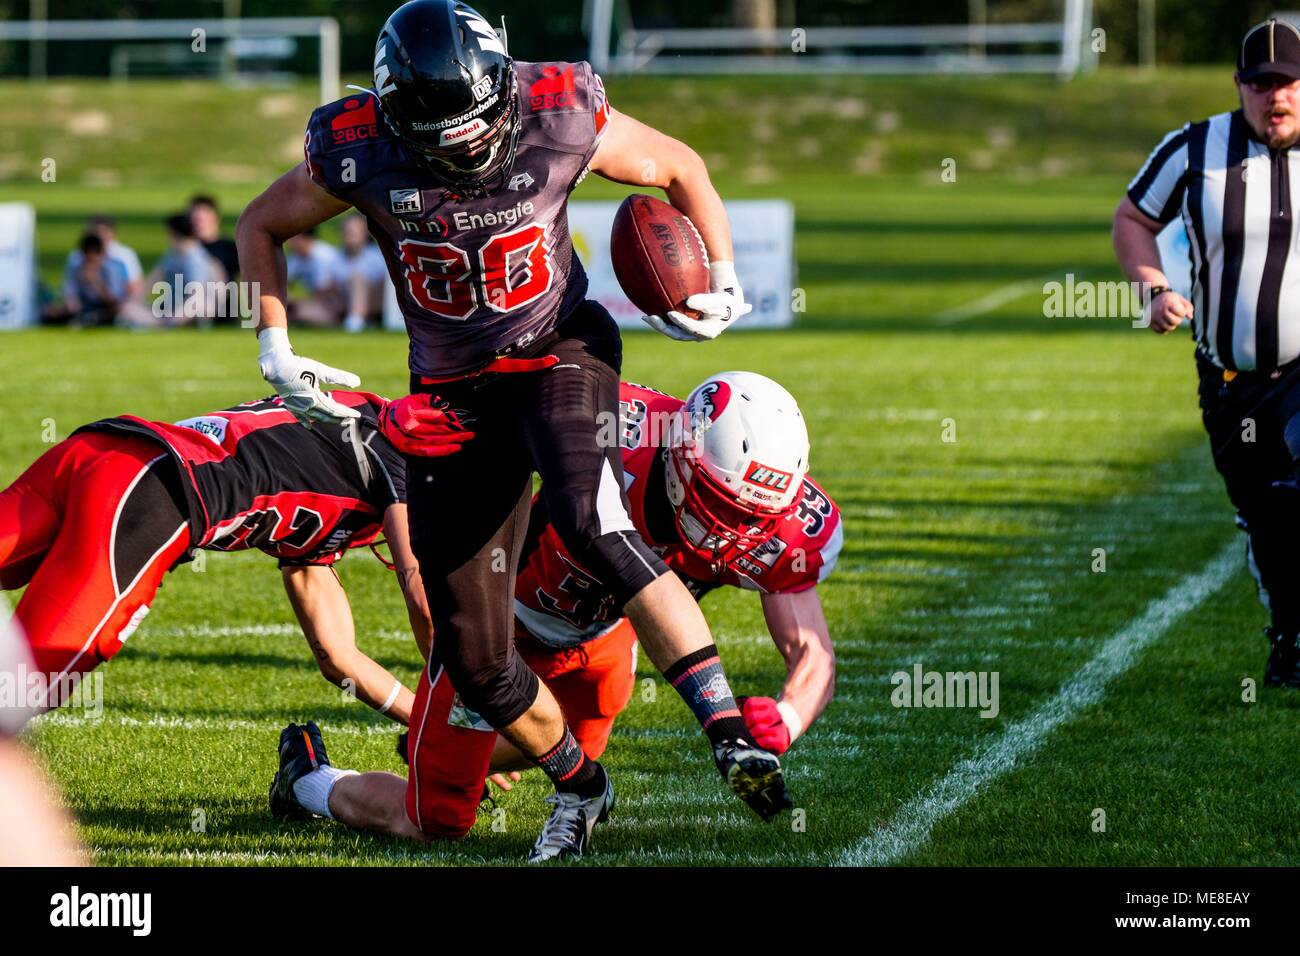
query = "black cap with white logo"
(1239, 18, 1300, 82)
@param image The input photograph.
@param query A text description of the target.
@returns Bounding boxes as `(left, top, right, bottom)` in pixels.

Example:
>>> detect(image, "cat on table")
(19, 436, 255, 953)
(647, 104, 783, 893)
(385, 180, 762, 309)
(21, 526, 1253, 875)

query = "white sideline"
(836, 538, 1240, 867)
(934, 273, 1063, 325)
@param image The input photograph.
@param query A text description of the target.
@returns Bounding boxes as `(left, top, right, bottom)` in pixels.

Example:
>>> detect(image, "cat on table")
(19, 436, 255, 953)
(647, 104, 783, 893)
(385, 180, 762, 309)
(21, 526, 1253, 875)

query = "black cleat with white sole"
(526, 768, 615, 863)
(714, 738, 792, 822)
(269, 721, 331, 820)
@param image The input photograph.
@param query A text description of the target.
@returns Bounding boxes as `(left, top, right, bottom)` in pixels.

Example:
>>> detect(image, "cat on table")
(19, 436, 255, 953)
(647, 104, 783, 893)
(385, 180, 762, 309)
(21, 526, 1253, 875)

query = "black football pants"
(1198, 352, 1300, 633)
(406, 301, 667, 728)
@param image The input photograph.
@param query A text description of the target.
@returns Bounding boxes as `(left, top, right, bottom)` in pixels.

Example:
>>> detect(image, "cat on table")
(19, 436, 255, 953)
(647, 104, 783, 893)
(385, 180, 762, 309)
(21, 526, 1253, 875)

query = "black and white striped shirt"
(1128, 109, 1300, 372)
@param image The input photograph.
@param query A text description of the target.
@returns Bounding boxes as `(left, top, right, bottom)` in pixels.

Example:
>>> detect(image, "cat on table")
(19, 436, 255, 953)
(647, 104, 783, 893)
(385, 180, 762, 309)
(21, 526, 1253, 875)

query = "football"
(609, 193, 710, 319)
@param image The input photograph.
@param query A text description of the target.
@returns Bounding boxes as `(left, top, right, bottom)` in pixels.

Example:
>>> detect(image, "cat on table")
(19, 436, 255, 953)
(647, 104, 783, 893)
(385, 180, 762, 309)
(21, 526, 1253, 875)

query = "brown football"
(610, 194, 709, 320)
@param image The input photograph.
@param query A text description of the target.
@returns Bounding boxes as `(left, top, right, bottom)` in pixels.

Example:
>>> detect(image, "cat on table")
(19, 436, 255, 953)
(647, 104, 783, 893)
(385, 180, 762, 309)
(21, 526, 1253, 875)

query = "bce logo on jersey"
(331, 97, 379, 146)
(530, 65, 578, 111)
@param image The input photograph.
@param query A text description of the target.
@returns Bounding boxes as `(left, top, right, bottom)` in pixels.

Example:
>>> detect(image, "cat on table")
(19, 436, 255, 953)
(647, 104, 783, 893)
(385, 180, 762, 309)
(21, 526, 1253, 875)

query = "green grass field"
(5, 70, 1299, 866)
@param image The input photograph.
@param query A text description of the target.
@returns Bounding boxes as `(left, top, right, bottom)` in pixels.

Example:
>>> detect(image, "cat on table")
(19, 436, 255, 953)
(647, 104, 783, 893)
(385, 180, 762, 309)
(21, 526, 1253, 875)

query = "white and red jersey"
(514, 383, 844, 648)
(76, 391, 406, 567)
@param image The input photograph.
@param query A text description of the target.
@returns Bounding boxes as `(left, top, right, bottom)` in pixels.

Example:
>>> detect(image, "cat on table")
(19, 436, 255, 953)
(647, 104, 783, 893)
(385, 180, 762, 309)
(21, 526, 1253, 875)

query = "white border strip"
(837, 538, 1240, 866)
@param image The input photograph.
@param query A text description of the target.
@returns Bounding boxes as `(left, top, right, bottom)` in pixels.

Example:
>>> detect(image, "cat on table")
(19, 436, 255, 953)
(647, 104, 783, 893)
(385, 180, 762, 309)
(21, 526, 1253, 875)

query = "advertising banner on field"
(0, 204, 37, 330)
(1157, 219, 1193, 301)
(568, 199, 795, 330)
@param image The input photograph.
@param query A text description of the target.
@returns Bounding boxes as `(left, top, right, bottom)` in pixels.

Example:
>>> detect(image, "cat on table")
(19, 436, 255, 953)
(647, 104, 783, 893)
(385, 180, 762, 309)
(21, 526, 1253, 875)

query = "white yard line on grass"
(934, 272, 1067, 326)
(836, 538, 1241, 867)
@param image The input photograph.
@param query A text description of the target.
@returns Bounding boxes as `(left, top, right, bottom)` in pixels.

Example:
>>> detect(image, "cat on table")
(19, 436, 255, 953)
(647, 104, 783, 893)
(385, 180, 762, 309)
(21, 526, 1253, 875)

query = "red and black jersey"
(303, 61, 612, 379)
(76, 391, 407, 567)
(514, 383, 845, 648)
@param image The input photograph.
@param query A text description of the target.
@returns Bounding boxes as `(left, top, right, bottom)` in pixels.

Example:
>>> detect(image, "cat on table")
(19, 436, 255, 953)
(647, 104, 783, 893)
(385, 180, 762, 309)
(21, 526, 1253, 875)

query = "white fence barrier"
(0, 204, 37, 329)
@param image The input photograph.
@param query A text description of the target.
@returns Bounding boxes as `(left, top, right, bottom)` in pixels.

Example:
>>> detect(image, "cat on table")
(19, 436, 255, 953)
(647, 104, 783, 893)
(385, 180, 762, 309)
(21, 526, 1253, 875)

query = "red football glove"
(378, 394, 475, 457)
(739, 695, 792, 755)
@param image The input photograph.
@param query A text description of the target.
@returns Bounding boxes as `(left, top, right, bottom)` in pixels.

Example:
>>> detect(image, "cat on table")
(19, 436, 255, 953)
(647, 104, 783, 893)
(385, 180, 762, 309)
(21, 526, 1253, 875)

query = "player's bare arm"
(281, 563, 416, 724)
(237, 163, 351, 332)
(236, 164, 364, 424)
(591, 109, 751, 340)
(1112, 196, 1193, 334)
(382, 503, 433, 662)
(755, 588, 835, 752)
(591, 110, 733, 261)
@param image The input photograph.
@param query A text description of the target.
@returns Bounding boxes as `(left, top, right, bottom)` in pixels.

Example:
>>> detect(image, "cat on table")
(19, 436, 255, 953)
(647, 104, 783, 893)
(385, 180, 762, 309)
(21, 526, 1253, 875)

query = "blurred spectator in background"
(43, 232, 130, 326)
(59, 214, 143, 301)
(286, 228, 348, 327)
(340, 214, 389, 333)
(190, 194, 240, 284)
(133, 213, 224, 327)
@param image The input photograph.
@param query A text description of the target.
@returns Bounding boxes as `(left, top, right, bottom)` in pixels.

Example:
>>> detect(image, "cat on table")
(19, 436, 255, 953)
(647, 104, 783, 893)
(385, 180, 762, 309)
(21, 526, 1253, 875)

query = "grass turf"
(5, 70, 1299, 866)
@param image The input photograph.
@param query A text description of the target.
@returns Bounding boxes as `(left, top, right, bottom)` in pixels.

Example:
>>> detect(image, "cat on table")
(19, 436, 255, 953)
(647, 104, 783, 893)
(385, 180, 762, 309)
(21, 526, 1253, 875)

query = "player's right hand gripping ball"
(610, 194, 751, 342)
(379, 394, 476, 457)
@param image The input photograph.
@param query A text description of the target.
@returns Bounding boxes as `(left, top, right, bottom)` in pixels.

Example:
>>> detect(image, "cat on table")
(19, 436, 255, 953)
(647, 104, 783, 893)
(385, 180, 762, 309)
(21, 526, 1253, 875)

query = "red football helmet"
(665, 372, 810, 570)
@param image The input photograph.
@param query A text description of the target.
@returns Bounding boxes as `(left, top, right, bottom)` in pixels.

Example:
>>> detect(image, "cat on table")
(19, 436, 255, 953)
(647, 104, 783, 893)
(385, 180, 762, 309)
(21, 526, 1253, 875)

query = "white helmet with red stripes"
(665, 371, 810, 569)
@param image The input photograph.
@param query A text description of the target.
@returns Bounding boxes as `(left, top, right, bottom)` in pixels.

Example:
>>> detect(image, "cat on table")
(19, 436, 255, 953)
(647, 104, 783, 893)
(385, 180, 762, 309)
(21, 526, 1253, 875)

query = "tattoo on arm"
(396, 567, 420, 595)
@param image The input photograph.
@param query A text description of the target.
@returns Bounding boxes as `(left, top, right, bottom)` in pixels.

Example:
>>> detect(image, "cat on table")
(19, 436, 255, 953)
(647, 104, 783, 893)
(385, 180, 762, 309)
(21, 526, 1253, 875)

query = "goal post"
(588, 0, 1096, 79)
(0, 17, 340, 105)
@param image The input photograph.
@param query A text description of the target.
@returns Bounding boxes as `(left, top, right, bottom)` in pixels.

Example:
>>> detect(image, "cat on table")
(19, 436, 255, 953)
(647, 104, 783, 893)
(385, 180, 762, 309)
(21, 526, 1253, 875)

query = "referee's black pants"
(1197, 351, 1300, 633)
(405, 301, 667, 729)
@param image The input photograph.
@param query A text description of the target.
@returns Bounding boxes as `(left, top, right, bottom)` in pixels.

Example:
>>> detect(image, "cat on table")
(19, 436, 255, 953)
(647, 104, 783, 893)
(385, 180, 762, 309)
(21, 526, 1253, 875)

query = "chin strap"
(369, 538, 397, 571)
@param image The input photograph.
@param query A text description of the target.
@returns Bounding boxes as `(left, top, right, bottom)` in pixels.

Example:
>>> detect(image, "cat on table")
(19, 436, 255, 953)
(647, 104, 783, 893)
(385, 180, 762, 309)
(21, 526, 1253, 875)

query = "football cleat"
(714, 738, 792, 822)
(526, 769, 615, 864)
(1264, 627, 1300, 688)
(269, 721, 331, 820)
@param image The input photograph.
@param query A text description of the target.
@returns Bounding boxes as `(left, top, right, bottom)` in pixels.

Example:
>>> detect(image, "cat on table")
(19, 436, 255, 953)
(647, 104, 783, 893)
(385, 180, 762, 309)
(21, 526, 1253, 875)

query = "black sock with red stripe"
(663, 645, 749, 747)
(535, 727, 605, 797)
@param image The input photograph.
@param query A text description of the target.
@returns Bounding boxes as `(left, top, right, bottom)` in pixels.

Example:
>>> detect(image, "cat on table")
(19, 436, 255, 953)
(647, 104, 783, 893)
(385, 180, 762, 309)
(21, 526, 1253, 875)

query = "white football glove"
(257, 326, 362, 426)
(639, 261, 752, 342)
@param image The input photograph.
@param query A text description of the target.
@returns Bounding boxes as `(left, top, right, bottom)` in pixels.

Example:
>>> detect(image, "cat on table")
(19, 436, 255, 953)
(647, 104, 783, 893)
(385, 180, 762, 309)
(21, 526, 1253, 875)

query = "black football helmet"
(374, 0, 521, 196)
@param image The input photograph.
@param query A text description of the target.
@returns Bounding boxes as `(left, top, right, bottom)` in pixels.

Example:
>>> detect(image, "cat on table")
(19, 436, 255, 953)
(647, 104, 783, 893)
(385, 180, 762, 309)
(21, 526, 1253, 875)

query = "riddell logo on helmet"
(530, 65, 578, 111)
(438, 119, 488, 146)
(331, 97, 379, 145)
(744, 460, 793, 492)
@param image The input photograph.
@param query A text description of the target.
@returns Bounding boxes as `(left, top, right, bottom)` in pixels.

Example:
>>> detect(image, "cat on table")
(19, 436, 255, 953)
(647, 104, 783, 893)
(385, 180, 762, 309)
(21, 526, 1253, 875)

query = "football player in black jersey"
(240, 0, 786, 861)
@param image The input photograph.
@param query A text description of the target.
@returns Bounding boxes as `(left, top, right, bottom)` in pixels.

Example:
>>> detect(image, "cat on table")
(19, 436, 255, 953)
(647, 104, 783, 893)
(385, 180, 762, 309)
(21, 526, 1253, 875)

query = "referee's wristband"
(1144, 285, 1170, 306)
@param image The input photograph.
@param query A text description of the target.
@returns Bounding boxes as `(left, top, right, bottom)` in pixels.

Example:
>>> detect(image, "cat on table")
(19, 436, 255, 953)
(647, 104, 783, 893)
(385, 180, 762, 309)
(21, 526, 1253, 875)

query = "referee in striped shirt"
(1114, 18, 1300, 688)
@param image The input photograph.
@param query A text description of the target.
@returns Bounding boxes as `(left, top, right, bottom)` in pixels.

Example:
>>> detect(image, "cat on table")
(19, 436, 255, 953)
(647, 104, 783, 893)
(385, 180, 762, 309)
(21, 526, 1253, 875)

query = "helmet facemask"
(393, 72, 521, 197)
(666, 441, 794, 572)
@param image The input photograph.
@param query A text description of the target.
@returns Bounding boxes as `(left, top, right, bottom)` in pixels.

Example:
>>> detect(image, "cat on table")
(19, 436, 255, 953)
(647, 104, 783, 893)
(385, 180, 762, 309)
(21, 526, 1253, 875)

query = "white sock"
(292, 766, 358, 819)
